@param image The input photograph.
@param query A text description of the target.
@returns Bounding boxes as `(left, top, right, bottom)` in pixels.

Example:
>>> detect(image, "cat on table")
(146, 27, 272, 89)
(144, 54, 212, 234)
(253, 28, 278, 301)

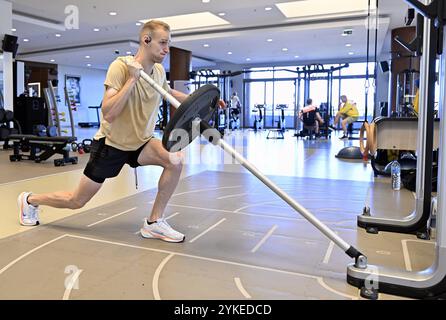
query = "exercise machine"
(252, 104, 265, 132)
(347, 0, 446, 299)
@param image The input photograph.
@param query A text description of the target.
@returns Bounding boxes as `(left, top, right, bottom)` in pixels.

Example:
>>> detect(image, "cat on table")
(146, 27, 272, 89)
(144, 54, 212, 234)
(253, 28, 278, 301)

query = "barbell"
(138, 66, 366, 265)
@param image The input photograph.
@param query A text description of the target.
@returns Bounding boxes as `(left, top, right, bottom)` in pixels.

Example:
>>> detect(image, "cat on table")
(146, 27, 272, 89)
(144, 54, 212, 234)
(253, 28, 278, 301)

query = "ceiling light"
(55, 33, 61, 37)
(227, 51, 233, 55)
(345, 43, 352, 47)
(50, 59, 55, 62)
(282, 48, 288, 52)
(93, 28, 100, 32)
(141, 12, 229, 31)
(109, 12, 117, 16)
(246, 58, 251, 61)
(203, 44, 210, 47)
(126, 51, 132, 55)
(87, 63, 92, 67)
(11, 28, 16, 32)
(136, 22, 142, 26)
(85, 55, 90, 59)
(0, 55, 3, 59)
(267, 38, 273, 42)
(23, 39, 29, 42)
(202, 0, 210, 3)
(294, 55, 300, 58)
(265, 7, 273, 11)
(275, 0, 370, 18)
(348, 52, 354, 55)
(218, 12, 226, 16)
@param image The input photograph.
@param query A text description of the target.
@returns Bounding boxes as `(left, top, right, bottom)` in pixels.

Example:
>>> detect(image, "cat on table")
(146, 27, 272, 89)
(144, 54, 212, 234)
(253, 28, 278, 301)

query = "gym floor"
(0, 128, 434, 300)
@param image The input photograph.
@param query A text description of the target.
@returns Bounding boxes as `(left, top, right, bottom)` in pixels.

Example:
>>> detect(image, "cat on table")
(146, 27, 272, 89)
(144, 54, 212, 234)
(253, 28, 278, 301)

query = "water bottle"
(391, 160, 401, 190)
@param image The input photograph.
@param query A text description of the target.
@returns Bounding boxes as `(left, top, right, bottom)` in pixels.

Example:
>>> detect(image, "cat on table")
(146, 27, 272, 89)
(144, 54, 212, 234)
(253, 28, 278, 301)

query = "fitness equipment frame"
(348, 0, 446, 299)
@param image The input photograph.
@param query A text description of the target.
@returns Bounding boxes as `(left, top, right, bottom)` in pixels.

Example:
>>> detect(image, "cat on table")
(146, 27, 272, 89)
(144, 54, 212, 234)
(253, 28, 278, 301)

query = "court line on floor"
(234, 277, 252, 298)
(401, 239, 435, 271)
(0, 234, 68, 276)
(133, 212, 181, 235)
(217, 193, 258, 200)
(172, 186, 242, 197)
(63, 269, 83, 300)
(65, 234, 357, 299)
(251, 225, 278, 253)
(316, 278, 359, 300)
(189, 218, 227, 243)
(153, 253, 175, 300)
(166, 203, 356, 231)
(87, 207, 137, 227)
(323, 236, 336, 265)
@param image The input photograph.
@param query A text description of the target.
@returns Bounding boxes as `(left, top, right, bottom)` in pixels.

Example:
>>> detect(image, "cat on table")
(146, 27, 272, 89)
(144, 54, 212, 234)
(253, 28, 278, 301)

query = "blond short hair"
(139, 20, 171, 44)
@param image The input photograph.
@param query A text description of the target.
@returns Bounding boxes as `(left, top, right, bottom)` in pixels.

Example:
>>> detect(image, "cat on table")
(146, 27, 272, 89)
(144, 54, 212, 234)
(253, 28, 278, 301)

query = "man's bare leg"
(27, 175, 103, 209)
(137, 139, 183, 222)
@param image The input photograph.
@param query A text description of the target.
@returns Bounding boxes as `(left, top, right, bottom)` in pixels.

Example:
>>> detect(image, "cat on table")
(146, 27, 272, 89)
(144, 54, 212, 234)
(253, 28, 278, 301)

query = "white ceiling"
(5, 0, 411, 71)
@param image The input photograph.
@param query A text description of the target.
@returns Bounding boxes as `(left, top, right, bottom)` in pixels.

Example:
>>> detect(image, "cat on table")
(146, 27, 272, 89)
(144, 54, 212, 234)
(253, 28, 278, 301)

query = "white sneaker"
(140, 218, 185, 243)
(18, 192, 40, 226)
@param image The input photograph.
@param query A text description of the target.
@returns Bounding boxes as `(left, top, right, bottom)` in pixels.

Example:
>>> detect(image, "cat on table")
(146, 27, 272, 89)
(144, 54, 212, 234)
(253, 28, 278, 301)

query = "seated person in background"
(330, 95, 359, 139)
(299, 98, 324, 135)
(413, 79, 420, 116)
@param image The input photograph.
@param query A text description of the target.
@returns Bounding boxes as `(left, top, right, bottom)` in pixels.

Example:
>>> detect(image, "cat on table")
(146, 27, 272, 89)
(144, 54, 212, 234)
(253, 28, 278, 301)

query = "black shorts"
(83, 137, 150, 183)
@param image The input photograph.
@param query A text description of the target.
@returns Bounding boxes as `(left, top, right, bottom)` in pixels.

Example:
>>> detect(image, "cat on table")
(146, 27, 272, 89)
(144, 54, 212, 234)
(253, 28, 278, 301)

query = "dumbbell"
(33, 125, 58, 137)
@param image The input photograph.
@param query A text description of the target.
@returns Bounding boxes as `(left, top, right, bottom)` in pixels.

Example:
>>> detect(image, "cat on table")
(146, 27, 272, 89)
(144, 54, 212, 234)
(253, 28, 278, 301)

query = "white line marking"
(62, 269, 83, 300)
(173, 186, 242, 197)
(134, 212, 181, 234)
(317, 278, 358, 300)
(153, 254, 175, 300)
(87, 207, 137, 227)
(251, 225, 278, 253)
(234, 277, 252, 298)
(234, 201, 279, 213)
(217, 193, 252, 200)
(0, 235, 68, 276)
(323, 232, 338, 264)
(189, 218, 227, 243)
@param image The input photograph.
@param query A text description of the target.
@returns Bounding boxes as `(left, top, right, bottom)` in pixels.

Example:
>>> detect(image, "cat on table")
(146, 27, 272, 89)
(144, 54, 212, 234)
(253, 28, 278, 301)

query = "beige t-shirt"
(94, 56, 170, 151)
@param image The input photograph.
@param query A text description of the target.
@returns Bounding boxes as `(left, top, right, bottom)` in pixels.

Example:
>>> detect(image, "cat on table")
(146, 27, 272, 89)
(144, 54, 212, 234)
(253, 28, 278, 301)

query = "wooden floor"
(0, 128, 435, 300)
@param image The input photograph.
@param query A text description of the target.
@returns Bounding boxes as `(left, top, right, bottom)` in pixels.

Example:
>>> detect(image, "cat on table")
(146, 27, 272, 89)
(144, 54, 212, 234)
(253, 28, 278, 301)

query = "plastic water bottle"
(391, 160, 401, 190)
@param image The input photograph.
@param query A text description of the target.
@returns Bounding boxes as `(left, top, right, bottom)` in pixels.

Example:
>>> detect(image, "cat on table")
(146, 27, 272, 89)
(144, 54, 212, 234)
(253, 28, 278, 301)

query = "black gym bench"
(8, 134, 78, 166)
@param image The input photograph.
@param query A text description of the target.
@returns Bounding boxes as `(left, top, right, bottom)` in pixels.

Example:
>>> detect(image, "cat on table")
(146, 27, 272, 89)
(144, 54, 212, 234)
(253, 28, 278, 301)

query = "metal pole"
(138, 68, 363, 260)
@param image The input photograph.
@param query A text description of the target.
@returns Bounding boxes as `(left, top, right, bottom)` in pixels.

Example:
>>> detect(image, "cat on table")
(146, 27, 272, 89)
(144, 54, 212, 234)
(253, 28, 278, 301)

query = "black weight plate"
(162, 84, 220, 152)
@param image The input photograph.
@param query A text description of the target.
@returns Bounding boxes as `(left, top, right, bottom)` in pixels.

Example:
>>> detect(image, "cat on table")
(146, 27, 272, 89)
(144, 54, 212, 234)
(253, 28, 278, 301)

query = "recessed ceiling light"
(203, 44, 210, 47)
(55, 34, 61, 37)
(345, 43, 352, 47)
(282, 48, 288, 52)
(348, 52, 354, 55)
(265, 7, 273, 11)
(85, 55, 90, 59)
(218, 12, 226, 16)
(267, 38, 273, 42)
(11, 28, 16, 32)
(246, 58, 251, 61)
(50, 59, 55, 62)
(23, 39, 29, 42)
(227, 51, 233, 55)
(294, 55, 300, 58)
(141, 12, 229, 30)
(109, 12, 117, 16)
(87, 63, 92, 67)
(136, 22, 142, 26)
(202, 0, 210, 3)
(126, 51, 132, 55)
(93, 28, 100, 32)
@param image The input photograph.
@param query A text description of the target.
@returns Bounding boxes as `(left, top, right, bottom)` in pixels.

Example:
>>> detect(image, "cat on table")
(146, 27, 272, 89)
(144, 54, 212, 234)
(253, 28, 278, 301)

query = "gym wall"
(57, 65, 106, 125)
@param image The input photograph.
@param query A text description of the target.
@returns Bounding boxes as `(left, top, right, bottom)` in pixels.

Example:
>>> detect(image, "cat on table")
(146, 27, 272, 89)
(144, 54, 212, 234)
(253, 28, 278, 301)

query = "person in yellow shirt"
(330, 95, 359, 139)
